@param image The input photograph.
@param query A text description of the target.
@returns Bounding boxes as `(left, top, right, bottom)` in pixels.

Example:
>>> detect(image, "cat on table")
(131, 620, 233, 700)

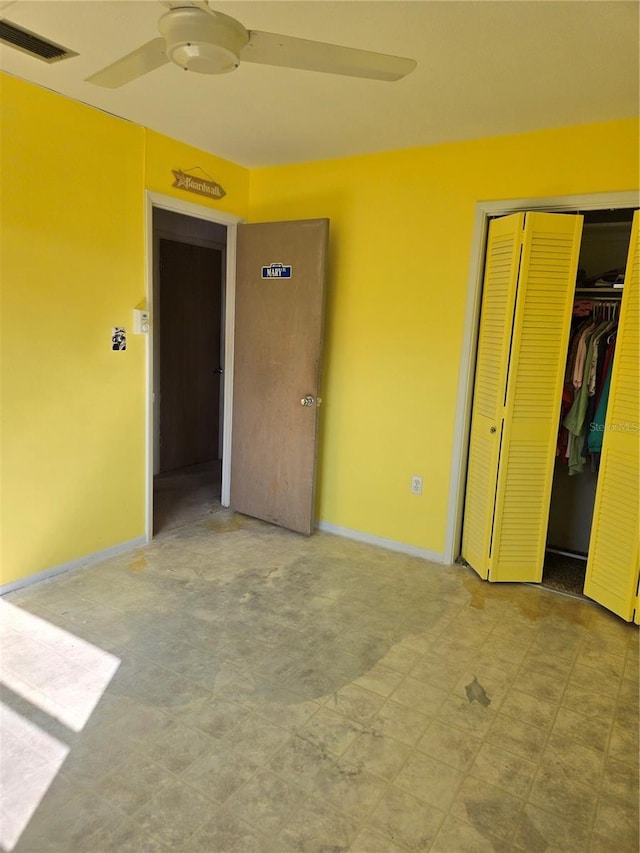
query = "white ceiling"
(1, 0, 638, 168)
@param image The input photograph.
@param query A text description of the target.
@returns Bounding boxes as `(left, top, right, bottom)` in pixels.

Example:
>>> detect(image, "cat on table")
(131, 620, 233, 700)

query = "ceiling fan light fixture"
(159, 7, 247, 74)
(170, 41, 238, 74)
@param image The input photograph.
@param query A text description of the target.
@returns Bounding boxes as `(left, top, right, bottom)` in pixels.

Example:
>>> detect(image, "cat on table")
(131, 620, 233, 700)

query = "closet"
(461, 208, 639, 622)
(546, 212, 632, 591)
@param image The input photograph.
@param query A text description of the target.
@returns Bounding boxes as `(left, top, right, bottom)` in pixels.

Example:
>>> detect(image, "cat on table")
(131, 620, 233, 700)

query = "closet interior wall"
(546, 210, 634, 558)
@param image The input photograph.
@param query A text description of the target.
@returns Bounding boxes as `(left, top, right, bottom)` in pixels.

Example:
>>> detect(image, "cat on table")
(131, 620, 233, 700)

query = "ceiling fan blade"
(86, 38, 168, 88)
(240, 30, 416, 81)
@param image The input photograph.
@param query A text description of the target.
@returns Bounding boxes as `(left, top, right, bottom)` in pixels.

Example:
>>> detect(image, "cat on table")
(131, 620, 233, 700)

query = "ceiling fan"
(86, 1, 416, 88)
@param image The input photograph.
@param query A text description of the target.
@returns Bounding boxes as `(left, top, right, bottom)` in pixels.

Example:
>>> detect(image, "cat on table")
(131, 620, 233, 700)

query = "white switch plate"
(411, 475, 423, 495)
(133, 309, 150, 334)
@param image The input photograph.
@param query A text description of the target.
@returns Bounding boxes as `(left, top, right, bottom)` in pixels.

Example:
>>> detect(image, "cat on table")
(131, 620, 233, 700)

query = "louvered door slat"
(490, 212, 583, 582)
(584, 211, 640, 621)
(462, 214, 524, 578)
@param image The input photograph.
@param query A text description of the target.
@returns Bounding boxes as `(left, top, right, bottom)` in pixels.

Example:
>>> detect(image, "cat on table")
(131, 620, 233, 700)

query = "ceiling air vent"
(0, 19, 77, 63)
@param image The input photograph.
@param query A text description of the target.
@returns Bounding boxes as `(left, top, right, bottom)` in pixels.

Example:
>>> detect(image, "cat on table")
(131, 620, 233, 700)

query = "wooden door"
(230, 219, 328, 534)
(159, 239, 222, 473)
(462, 212, 583, 581)
(584, 211, 639, 621)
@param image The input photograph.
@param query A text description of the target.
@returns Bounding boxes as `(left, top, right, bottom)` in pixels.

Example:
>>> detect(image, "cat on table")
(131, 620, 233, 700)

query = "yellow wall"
(0, 75, 248, 585)
(249, 119, 639, 554)
(1, 70, 637, 585)
(145, 128, 249, 218)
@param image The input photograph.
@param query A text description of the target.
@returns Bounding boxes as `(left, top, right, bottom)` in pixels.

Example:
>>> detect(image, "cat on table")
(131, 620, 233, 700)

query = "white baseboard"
(0, 536, 147, 596)
(2, 525, 446, 596)
(316, 521, 445, 564)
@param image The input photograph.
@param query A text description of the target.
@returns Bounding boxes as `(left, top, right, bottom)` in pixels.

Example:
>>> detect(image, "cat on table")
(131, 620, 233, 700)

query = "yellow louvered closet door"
(462, 213, 524, 579)
(490, 212, 583, 581)
(584, 211, 640, 622)
(462, 212, 583, 582)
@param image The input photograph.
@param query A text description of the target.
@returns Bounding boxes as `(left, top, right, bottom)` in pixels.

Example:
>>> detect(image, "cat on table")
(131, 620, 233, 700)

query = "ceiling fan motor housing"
(159, 7, 249, 74)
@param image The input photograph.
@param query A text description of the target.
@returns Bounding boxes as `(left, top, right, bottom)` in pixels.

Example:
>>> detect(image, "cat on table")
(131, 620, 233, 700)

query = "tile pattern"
(153, 461, 222, 534)
(3, 511, 638, 852)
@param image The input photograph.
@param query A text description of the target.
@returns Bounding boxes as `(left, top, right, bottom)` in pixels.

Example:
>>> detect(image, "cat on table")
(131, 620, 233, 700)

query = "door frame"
(145, 191, 244, 541)
(445, 189, 639, 565)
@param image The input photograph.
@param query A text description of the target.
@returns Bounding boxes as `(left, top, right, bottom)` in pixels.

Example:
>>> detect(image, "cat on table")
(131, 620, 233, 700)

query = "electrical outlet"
(411, 475, 423, 495)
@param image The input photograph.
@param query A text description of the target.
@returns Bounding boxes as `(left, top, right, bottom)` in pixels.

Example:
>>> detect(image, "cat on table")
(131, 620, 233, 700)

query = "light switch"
(133, 309, 150, 334)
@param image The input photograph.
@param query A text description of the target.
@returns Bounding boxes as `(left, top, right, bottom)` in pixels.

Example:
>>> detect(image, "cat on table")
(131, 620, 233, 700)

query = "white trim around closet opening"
(443, 190, 640, 566)
(144, 192, 244, 542)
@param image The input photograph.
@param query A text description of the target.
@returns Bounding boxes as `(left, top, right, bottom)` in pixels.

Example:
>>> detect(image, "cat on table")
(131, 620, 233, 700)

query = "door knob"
(490, 426, 497, 433)
(214, 367, 223, 374)
(301, 395, 315, 407)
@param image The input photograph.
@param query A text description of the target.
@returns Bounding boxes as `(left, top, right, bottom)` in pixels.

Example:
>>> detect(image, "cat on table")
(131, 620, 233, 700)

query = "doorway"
(152, 208, 227, 534)
(543, 207, 634, 598)
(145, 194, 328, 542)
(445, 190, 639, 566)
(450, 192, 638, 618)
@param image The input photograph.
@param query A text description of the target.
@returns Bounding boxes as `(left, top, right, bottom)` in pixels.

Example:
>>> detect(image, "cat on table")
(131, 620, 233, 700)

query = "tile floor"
(2, 510, 638, 852)
(153, 461, 222, 534)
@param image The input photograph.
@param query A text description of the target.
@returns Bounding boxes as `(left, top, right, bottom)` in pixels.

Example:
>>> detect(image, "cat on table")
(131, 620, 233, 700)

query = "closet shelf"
(575, 287, 623, 296)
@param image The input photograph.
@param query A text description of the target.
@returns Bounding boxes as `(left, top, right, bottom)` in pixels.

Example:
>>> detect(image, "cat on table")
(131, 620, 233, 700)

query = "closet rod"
(575, 287, 622, 296)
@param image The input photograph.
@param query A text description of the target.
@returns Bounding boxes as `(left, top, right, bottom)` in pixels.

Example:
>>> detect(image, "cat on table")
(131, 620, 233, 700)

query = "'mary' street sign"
(261, 263, 292, 279)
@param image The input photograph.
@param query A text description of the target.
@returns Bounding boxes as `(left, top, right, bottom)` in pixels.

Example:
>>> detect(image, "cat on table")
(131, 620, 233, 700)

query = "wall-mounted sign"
(172, 170, 226, 200)
(262, 262, 292, 279)
(112, 327, 126, 351)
